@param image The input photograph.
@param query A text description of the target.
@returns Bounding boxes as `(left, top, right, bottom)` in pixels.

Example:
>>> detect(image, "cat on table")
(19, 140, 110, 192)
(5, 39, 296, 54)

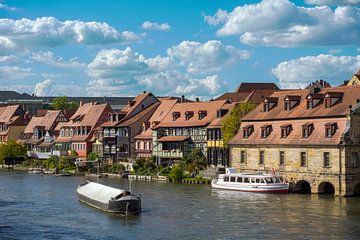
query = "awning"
(158, 136, 190, 142)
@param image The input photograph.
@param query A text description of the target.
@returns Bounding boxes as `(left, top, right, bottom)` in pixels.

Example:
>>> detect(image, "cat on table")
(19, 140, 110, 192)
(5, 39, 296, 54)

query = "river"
(1, 170, 360, 239)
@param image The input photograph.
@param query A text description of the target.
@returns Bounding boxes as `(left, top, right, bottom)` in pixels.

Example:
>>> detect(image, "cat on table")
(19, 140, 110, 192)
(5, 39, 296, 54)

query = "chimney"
(195, 97, 200, 102)
(79, 100, 83, 107)
(181, 95, 185, 103)
(143, 91, 146, 94)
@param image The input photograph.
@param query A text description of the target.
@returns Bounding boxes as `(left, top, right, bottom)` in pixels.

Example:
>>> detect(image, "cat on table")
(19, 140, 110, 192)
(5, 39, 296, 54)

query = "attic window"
(325, 122, 338, 138)
(185, 111, 194, 121)
(243, 125, 254, 139)
(280, 124, 292, 138)
(217, 109, 228, 118)
(306, 94, 324, 109)
(260, 125, 272, 138)
(263, 97, 278, 112)
(302, 123, 314, 138)
(172, 112, 180, 121)
(128, 100, 136, 107)
(198, 110, 207, 120)
(324, 92, 343, 108)
(284, 96, 300, 111)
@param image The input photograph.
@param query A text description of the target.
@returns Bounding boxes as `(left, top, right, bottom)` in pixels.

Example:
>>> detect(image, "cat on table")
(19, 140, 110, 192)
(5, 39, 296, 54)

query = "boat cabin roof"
(77, 181, 125, 204)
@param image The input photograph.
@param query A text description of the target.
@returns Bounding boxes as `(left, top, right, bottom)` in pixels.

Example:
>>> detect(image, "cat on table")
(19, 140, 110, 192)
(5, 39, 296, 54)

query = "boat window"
(256, 178, 260, 183)
(251, 178, 256, 183)
(230, 177, 236, 182)
(237, 177, 242, 183)
(261, 179, 266, 184)
(273, 178, 280, 183)
(265, 178, 274, 183)
(244, 177, 249, 183)
(224, 176, 229, 182)
(279, 177, 284, 182)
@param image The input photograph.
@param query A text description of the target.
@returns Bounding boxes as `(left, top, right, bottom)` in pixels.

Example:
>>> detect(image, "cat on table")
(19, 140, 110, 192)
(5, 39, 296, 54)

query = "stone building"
(229, 85, 360, 196)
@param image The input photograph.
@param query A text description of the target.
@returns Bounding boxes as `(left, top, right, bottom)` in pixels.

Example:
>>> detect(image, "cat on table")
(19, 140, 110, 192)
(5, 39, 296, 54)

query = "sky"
(0, 0, 360, 99)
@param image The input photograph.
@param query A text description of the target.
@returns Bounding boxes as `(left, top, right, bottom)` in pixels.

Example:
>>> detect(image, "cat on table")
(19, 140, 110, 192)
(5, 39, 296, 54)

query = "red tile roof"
(24, 110, 62, 133)
(158, 136, 190, 142)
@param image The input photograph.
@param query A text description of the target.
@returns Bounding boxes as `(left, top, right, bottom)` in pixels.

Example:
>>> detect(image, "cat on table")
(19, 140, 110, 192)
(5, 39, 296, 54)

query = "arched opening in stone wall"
(318, 182, 335, 195)
(354, 183, 360, 196)
(296, 180, 311, 194)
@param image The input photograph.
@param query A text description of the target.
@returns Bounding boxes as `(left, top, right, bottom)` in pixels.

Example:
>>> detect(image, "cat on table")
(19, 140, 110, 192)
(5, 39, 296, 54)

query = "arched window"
(60, 129, 65, 137)
(104, 145, 110, 153)
(104, 129, 110, 137)
(70, 129, 74, 137)
(110, 128, 116, 137)
(111, 145, 116, 154)
(65, 129, 69, 137)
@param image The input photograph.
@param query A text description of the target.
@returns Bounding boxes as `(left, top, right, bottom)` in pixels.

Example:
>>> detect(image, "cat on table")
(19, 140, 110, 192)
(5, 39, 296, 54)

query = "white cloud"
(86, 40, 248, 97)
(305, 0, 360, 5)
(141, 21, 171, 31)
(33, 79, 55, 96)
(0, 65, 32, 80)
(29, 51, 85, 68)
(0, 2, 16, 11)
(0, 54, 17, 62)
(0, 17, 139, 49)
(271, 54, 360, 88)
(167, 40, 250, 74)
(204, 0, 360, 47)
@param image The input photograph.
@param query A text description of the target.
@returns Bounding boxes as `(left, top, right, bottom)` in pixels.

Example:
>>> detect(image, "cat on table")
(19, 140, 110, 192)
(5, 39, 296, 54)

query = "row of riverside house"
(1, 70, 360, 195)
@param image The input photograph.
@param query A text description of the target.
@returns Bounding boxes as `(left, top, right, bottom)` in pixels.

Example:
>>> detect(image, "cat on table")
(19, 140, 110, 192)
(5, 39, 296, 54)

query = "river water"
(1, 170, 360, 240)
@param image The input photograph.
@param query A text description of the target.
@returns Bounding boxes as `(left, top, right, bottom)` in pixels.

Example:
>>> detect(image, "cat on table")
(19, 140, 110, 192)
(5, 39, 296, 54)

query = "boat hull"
(211, 182, 289, 193)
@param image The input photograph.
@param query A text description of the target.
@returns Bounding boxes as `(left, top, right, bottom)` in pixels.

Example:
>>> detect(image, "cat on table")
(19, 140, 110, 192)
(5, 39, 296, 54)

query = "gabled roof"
(207, 102, 236, 129)
(215, 89, 275, 105)
(65, 102, 110, 128)
(24, 110, 63, 133)
(120, 92, 156, 118)
(156, 100, 228, 128)
(117, 102, 160, 127)
(0, 105, 28, 126)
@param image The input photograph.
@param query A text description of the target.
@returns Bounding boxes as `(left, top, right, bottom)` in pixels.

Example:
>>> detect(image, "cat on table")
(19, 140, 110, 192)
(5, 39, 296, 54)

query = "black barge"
(77, 181, 141, 215)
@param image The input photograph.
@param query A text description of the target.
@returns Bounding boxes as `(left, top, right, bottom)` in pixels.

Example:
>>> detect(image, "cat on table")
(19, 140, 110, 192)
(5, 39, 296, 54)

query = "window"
(144, 142, 147, 150)
(279, 151, 285, 166)
(224, 176, 229, 182)
(60, 129, 65, 137)
(243, 125, 254, 138)
(104, 129, 110, 137)
(237, 177, 242, 183)
(230, 177, 236, 182)
(325, 98, 331, 108)
(137, 142, 141, 150)
(198, 110, 207, 120)
(111, 145, 116, 154)
(281, 124, 292, 138)
(325, 123, 337, 138)
(172, 112, 180, 121)
(261, 125, 272, 138)
(240, 151, 246, 164)
(300, 152, 307, 167)
(244, 177, 249, 183)
(307, 100, 313, 109)
(302, 123, 314, 138)
(185, 111, 193, 120)
(259, 151, 265, 165)
(324, 152, 330, 167)
(110, 128, 116, 137)
(104, 145, 110, 153)
(263, 103, 269, 112)
(351, 152, 360, 167)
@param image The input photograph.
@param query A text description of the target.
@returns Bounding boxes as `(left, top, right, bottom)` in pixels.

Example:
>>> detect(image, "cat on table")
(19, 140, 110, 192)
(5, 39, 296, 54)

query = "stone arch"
(354, 182, 360, 196)
(318, 181, 335, 195)
(296, 180, 311, 194)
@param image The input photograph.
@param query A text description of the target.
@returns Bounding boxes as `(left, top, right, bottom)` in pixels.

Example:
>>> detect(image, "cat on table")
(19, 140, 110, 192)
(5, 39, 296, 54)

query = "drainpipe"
(339, 145, 342, 196)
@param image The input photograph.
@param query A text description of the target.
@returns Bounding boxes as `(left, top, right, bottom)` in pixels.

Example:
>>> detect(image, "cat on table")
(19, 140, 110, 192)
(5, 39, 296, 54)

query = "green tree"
(221, 102, 256, 147)
(0, 141, 27, 164)
(87, 152, 99, 161)
(182, 148, 207, 171)
(52, 96, 79, 110)
(169, 165, 184, 182)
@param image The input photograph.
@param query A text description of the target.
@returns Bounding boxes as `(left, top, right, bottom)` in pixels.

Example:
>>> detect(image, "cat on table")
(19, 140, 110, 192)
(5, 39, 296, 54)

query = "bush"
(169, 165, 184, 182)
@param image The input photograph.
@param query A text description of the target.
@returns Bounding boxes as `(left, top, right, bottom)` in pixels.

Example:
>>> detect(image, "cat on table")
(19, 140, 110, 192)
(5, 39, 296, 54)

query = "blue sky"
(0, 0, 359, 98)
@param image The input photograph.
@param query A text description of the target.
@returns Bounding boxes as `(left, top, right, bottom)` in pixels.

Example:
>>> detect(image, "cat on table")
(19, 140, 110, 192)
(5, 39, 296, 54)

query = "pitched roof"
(207, 102, 237, 129)
(155, 100, 228, 128)
(236, 82, 279, 93)
(24, 110, 62, 133)
(242, 85, 360, 121)
(0, 105, 28, 126)
(120, 92, 155, 118)
(215, 89, 275, 105)
(229, 118, 347, 146)
(67, 102, 110, 127)
(117, 102, 160, 127)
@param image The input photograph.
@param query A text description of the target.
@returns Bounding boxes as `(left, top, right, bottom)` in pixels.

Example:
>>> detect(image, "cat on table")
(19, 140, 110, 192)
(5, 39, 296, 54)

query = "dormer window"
(306, 94, 324, 109)
(128, 100, 136, 107)
(284, 96, 300, 111)
(217, 109, 228, 118)
(325, 122, 338, 138)
(263, 97, 278, 112)
(302, 123, 314, 138)
(185, 111, 194, 121)
(324, 92, 343, 108)
(261, 125, 272, 138)
(172, 112, 180, 121)
(198, 110, 207, 120)
(280, 124, 292, 138)
(242, 125, 254, 139)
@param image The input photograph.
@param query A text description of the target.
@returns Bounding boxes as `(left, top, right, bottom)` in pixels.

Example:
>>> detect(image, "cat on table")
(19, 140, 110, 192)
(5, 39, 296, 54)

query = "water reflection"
(1, 170, 360, 239)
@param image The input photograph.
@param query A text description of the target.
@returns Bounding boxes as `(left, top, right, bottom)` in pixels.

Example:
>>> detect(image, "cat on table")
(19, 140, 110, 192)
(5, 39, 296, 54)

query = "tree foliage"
(52, 96, 79, 110)
(221, 102, 256, 147)
(0, 141, 27, 164)
(182, 148, 207, 172)
(87, 152, 99, 161)
(169, 165, 184, 182)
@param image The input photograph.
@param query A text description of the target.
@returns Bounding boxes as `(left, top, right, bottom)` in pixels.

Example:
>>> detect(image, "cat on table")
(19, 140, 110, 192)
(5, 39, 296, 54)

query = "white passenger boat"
(211, 168, 289, 193)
